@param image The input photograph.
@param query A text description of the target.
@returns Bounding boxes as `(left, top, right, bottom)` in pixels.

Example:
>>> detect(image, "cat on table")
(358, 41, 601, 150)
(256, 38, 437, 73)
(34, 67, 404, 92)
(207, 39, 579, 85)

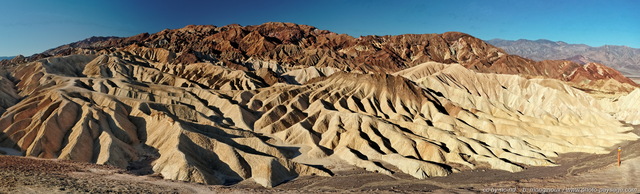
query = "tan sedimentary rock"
(0, 55, 328, 187)
(1, 23, 639, 188)
(1, 53, 639, 187)
(395, 62, 637, 154)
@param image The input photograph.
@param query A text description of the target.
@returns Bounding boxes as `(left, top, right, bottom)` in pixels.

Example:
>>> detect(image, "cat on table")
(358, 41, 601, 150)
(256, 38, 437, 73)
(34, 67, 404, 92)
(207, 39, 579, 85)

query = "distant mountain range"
(0, 56, 15, 60)
(486, 39, 640, 76)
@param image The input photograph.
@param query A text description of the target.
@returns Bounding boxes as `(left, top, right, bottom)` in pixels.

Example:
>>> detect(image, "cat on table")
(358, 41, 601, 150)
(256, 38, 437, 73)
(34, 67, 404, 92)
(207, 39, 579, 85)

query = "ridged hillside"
(1, 23, 639, 187)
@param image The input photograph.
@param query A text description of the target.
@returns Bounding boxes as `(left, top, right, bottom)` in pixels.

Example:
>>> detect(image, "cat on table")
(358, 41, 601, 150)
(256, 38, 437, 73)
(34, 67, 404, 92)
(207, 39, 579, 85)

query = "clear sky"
(1, 0, 638, 56)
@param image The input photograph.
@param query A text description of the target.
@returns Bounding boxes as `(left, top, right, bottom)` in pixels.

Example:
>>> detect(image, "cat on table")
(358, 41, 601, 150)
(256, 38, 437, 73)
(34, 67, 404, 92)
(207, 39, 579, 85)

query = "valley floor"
(2, 127, 639, 194)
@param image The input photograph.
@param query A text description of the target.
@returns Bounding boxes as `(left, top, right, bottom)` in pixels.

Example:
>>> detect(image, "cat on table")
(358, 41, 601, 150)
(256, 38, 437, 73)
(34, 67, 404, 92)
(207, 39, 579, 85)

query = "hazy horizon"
(1, 0, 638, 56)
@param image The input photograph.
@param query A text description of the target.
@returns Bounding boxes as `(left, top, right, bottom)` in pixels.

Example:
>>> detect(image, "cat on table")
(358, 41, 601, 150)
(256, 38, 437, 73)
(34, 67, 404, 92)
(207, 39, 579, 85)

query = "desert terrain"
(1, 23, 640, 192)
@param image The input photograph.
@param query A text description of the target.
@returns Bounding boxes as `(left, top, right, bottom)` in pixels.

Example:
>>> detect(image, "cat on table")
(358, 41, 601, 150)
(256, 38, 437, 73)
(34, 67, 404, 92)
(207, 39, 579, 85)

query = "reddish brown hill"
(6, 22, 636, 89)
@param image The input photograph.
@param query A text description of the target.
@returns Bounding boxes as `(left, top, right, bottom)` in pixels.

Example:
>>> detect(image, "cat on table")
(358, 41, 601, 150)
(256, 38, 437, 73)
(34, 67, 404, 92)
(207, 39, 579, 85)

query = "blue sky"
(1, 0, 638, 56)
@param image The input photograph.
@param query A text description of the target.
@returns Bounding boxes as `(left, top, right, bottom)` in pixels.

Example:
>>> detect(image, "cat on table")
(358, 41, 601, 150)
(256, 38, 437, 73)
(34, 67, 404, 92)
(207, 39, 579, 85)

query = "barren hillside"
(1, 23, 639, 188)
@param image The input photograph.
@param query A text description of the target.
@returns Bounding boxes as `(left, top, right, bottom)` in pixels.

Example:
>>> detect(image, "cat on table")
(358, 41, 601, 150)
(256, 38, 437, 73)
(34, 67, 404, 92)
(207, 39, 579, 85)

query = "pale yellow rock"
(281, 66, 339, 84)
(1, 54, 638, 188)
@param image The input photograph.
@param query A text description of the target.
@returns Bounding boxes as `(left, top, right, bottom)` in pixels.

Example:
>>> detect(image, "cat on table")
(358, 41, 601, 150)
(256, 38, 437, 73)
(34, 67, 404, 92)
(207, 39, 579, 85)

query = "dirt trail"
(0, 156, 189, 193)
(472, 125, 640, 192)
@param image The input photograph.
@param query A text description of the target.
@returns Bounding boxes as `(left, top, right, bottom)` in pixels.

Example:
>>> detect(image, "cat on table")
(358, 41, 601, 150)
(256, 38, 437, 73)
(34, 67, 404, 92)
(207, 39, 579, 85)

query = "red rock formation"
(6, 22, 636, 90)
